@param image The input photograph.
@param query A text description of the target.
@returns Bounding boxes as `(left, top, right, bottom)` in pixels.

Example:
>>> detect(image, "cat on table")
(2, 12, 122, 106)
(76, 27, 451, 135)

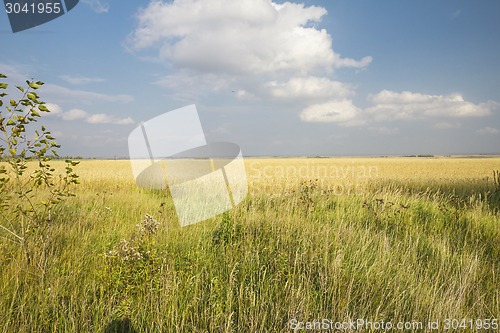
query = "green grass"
(1, 158, 499, 332)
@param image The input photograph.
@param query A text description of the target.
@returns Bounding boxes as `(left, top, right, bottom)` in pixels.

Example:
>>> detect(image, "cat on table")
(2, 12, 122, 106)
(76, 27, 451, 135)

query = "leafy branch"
(0, 73, 79, 264)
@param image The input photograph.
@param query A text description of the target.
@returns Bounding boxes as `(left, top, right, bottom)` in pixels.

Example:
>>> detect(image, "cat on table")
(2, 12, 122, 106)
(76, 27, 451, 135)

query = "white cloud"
(42, 103, 63, 116)
(42, 84, 134, 104)
(154, 72, 234, 93)
(333, 55, 373, 69)
(265, 76, 353, 101)
(60, 75, 106, 85)
(477, 127, 499, 135)
(116, 117, 134, 125)
(127, 0, 374, 124)
(300, 100, 360, 124)
(300, 90, 498, 126)
(86, 113, 134, 125)
(86, 113, 114, 124)
(0, 63, 30, 82)
(62, 109, 88, 120)
(0, 63, 128, 105)
(81, 0, 109, 13)
(127, 0, 370, 76)
(41, 103, 134, 125)
(367, 90, 494, 120)
(126, 1, 498, 132)
(235, 89, 253, 99)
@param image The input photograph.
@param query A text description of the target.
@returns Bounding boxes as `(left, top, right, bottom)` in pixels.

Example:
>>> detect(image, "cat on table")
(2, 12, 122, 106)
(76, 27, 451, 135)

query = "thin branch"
(0, 223, 23, 241)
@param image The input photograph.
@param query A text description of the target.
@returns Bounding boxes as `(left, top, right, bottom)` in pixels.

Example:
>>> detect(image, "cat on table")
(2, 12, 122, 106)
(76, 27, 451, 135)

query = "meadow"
(0, 157, 499, 332)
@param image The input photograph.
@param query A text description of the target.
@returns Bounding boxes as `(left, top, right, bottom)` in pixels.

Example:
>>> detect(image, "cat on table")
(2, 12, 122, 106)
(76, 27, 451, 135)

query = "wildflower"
(107, 239, 143, 262)
(137, 214, 159, 236)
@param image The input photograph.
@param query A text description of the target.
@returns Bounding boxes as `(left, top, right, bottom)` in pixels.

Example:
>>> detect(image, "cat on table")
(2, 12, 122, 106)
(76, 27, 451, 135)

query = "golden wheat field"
(1, 157, 499, 332)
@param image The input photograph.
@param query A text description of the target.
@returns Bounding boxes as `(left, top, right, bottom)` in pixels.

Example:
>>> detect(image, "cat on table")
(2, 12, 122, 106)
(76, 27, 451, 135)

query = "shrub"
(0, 73, 79, 264)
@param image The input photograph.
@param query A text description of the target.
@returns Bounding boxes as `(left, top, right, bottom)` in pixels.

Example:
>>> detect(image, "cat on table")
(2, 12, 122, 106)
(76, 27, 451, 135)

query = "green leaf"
(38, 105, 49, 112)
(9, 149, 16, 156)
(6, 119, 15, 126)
(0, 100, 2, 107)
(10, 100, 17, 106)
(27, 93, 37, 101)
(31, 109, 40, 117)
(0, 93, 7, 97)
(0, 74, 7, 78)
(16, 86, 25, 93)
(20, 100, 33, 107)
(0, 83, 7, 89)
(28, 82, 39, 89)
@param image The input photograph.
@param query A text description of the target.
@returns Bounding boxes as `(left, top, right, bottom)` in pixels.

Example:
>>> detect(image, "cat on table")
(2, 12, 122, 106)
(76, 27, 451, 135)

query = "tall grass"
(0, 158, 499, 332)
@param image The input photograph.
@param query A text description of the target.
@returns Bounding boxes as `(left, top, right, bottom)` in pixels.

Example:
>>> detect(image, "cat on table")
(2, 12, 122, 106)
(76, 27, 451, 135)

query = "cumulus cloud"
(333, 55, 373, 69)
(265, 76, 353, 101)
(62, 109, 88, 120)
(367, 90, 494, 120)
(86, 113, 134, 125)
(42, 103, 64, 116)
(116, 117, 135, 125)
(299, 100, 360, 124)
(302, 90, 498, 125)
(127, 0, 374, 127)
(126, 1, 498, 132)
(127, 0, 370, 77)
(41, 103, 134, 125)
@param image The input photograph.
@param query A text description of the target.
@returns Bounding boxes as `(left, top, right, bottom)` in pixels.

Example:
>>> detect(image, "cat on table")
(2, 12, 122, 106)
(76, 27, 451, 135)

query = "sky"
(0, 0, 499, 157)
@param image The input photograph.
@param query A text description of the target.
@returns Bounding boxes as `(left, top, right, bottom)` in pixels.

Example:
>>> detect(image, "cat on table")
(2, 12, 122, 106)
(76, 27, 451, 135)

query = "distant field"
(1, 158, 499, 332)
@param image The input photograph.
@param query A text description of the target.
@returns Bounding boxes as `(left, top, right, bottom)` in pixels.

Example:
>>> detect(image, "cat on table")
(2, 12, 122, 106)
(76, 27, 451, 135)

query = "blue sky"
(1, 0, 499, 157)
